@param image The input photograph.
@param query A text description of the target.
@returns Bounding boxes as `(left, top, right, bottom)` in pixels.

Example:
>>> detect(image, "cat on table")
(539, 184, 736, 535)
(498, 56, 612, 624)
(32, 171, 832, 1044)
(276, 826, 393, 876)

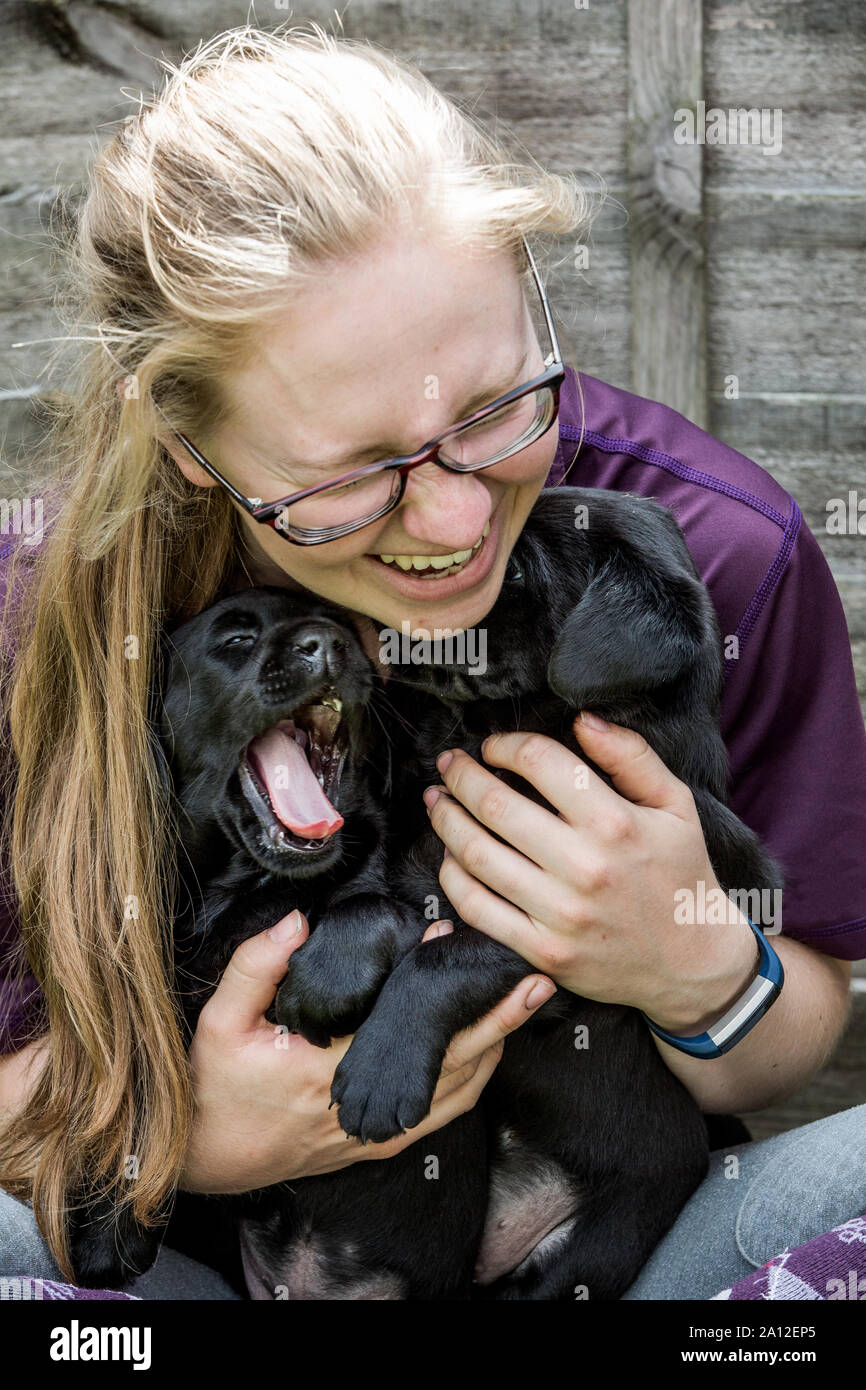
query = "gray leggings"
(2, 1103, 865, 1299)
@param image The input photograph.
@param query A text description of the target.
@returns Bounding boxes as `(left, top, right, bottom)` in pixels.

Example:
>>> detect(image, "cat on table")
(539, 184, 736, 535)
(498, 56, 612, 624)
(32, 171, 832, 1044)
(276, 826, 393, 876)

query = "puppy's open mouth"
(238, 692, 347, 853)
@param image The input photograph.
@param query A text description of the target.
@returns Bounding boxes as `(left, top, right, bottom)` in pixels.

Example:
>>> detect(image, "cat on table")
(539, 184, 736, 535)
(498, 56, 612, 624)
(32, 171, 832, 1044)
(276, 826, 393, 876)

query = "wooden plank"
(710, 394, 866, 454)
(705, 0, 866, 191)
(706, 190, 866, 249)
(626, 0, 707, 427)
(707, 247, 866, 395)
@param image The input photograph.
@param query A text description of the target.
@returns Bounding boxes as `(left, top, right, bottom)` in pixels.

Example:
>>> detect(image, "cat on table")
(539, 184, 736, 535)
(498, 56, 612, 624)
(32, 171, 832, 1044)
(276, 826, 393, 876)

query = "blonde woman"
(0, 26, 864, 1301)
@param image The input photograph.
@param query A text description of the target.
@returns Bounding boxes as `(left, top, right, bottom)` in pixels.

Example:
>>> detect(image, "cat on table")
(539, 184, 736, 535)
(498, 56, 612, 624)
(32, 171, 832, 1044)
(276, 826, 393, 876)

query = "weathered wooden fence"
(1, 0, 864, 1140)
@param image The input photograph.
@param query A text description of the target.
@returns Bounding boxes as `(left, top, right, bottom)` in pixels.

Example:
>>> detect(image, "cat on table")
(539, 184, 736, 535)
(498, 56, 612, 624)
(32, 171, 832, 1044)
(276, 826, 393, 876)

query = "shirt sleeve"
(719, 514, 866, 959)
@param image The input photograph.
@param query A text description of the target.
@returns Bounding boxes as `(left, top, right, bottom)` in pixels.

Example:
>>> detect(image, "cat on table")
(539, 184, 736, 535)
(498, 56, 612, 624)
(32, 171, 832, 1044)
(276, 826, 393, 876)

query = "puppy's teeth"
(394, 556, 413, 571)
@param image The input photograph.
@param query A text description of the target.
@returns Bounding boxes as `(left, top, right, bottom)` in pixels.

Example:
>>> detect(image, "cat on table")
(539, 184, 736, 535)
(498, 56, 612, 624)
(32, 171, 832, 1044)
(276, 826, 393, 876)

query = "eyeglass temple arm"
(150, 399, 262, 511)
(520, 234, 563, 366)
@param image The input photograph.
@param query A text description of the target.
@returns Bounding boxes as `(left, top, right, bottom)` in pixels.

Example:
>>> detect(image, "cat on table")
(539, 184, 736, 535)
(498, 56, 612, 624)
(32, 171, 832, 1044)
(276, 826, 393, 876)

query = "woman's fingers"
(421, 919, 454, 942)
(436, 846, 548, 960)
(473, 728, 617, 826)
(438, 974, 556, 1077)
(197, 910, 309, 1039)
(570, 713, 693, 814)
(427, 784, 586, 924)
(426, 749, 578, 876)
(479, 719, 691, 823)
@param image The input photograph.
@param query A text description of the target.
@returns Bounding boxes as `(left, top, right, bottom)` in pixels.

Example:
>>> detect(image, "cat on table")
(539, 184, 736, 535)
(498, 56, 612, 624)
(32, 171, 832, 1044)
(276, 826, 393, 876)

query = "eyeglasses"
(163, 235, 565, 546)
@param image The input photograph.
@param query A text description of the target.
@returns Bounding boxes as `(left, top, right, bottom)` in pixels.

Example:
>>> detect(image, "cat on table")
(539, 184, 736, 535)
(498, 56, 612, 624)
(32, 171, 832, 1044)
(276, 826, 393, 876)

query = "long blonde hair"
(0, 22, 592, 1278)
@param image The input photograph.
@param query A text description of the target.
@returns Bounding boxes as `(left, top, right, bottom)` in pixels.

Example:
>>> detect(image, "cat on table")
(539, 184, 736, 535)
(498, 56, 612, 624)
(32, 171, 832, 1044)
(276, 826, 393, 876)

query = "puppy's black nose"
(291, 624, 347, 679)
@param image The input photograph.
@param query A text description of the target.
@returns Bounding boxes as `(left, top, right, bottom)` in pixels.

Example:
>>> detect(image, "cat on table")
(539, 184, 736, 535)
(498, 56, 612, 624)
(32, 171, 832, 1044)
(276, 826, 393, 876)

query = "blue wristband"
(641, 917, 784, 1059)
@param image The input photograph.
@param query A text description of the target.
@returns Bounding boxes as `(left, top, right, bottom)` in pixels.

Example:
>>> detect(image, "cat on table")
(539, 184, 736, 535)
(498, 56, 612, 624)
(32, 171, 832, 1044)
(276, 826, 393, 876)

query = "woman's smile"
(362, 510, 499, 606)
(373, 519, 490, 579)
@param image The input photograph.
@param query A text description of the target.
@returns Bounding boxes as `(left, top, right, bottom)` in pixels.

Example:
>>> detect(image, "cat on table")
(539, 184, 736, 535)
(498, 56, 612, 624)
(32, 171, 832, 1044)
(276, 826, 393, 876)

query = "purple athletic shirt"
(1, 364, 865, 1053)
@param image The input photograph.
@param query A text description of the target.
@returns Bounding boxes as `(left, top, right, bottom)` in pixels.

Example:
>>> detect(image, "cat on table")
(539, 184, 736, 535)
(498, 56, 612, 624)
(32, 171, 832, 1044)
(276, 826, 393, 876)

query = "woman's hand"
(423, 711, 759, 1035)
(180, 912, 555, 1194)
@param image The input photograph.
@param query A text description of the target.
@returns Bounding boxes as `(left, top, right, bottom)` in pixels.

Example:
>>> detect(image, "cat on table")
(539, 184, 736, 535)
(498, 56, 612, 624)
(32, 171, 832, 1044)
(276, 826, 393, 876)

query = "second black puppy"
(329, 486, 783, 1301)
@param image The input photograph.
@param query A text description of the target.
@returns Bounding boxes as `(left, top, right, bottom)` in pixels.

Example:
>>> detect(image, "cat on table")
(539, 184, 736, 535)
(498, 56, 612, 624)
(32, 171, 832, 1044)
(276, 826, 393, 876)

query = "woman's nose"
(396, 462, 492, 550)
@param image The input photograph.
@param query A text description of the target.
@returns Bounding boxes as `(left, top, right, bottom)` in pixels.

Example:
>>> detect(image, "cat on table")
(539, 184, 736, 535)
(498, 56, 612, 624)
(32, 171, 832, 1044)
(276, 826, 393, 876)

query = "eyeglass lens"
(273, 384, 557, 539)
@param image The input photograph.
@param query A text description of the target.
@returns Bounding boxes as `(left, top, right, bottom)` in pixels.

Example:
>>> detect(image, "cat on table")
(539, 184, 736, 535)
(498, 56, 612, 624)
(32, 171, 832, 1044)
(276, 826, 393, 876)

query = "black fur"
(67, 588, 486, 1298)
(328, 487, 783, 1299)
(67, 488, 782, 1300)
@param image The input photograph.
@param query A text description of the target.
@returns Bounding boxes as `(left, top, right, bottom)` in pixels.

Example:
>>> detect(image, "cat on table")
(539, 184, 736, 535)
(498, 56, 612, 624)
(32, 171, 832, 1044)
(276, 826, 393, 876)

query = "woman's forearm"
(652, 938, 852, 1114)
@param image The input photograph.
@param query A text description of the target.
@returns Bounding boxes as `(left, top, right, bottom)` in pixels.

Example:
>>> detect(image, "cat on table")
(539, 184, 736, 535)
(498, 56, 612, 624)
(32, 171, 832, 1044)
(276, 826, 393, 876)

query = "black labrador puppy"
(326, 486, 783, 1300)
(68, 587, 488, 1297)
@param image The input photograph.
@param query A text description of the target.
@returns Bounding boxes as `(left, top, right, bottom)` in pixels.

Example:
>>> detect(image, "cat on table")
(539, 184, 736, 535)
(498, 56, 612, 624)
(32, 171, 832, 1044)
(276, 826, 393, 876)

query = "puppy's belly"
(474, 1129, 581, 1286)
(238, 1220, 406, 1301)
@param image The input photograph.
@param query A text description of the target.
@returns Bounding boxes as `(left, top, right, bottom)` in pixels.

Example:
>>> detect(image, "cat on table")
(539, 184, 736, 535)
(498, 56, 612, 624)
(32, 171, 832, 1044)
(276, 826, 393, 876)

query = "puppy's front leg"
(274, 894, 424, 1047)
(331, 927, 541, 1144)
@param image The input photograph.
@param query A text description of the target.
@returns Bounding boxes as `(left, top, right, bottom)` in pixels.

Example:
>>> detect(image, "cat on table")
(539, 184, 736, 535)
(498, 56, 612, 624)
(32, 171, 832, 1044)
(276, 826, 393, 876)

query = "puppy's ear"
(147, 630, 176, 802)
(548, 552, 718, 709)
(68, 1186, 167, 1290)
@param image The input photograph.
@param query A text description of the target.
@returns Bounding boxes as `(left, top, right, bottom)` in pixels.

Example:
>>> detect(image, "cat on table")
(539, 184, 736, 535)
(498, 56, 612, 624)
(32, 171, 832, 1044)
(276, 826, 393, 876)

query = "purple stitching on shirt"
(724, 499, 802, 682)
(555, 422, 802, 681)
(794, 915, 866, 940)
(558, 424, 790, 530)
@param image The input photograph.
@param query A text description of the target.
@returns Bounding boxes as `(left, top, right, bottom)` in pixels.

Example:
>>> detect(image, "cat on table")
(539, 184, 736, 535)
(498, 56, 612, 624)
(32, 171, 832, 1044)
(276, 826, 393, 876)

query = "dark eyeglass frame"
(161, 234, 566, 546)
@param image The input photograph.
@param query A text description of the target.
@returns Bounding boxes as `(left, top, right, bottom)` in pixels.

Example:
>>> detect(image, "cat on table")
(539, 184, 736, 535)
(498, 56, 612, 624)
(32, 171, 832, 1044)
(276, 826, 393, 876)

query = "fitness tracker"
(641, 917, 784, 1059)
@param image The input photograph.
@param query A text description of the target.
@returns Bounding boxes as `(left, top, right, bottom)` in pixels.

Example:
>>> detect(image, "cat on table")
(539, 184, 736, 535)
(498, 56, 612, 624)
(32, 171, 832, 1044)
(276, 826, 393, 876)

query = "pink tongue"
(248, 725, 343, 839)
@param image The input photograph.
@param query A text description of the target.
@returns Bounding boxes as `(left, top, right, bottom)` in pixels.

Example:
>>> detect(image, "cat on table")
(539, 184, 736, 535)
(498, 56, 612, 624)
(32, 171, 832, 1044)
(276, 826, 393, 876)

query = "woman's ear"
(158, 434, 219, 491)
(114, 376, 218, 489)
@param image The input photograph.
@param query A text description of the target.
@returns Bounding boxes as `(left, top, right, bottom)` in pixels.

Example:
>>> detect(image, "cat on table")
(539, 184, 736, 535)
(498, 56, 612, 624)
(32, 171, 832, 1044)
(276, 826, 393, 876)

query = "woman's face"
(171, 228, 560, 635)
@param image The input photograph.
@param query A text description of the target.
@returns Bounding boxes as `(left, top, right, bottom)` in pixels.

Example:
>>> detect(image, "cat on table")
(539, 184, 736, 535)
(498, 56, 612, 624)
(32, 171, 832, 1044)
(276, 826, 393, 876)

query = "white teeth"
(376, 520, 491, 575)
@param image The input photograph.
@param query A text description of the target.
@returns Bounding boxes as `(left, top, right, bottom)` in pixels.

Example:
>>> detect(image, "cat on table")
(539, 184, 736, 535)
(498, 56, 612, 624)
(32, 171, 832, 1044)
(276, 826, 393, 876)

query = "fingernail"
(579, 710, 608, 731)
(268, 909, 304, 943)
(431, 921, 454, 938)
(525, 978, 556, 1010)
(423, 786, 441, 810)
(437, 750, 455, 774)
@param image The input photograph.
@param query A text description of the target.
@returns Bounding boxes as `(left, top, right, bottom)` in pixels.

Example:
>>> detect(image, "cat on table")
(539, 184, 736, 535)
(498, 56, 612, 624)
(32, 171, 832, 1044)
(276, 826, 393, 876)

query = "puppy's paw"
(330, 1024, 441, 1144)
(272, 975, 328, 1046)
(274, 938, 388, 1046)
